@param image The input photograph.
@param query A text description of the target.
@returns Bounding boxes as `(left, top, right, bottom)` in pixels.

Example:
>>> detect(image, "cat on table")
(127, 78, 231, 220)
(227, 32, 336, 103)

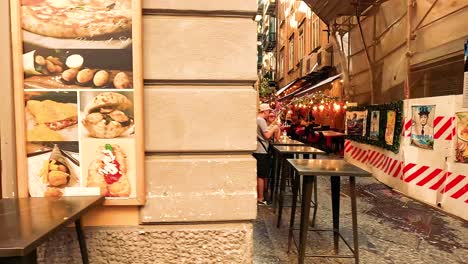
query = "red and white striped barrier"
(344, 141, 468, 205)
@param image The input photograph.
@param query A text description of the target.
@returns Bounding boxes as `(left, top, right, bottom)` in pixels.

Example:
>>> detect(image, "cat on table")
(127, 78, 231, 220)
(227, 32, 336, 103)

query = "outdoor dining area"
(255, 78, 377, 263)
(264, 127, 370, 264)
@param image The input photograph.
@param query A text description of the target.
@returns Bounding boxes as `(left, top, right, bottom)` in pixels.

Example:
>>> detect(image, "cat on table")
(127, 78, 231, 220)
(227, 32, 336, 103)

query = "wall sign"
(10, 0, 145, 205)
(410, 105, 435, 150)
(345, 101, 403, 153)
(345, 110, 368, 136)
(455, 111, 468, 163)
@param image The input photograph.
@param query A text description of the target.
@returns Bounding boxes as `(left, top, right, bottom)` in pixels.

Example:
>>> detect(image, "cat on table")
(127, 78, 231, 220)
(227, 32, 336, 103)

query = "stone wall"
(38, 223, 253, 264)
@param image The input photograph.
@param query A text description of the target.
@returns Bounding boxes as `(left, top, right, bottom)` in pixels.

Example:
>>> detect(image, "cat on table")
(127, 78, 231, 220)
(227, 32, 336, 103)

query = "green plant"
(259, 77, 276, 98)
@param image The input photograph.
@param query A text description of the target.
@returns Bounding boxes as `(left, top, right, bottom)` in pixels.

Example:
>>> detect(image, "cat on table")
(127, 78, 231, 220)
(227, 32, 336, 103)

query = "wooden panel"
(143, 16, 257, 81)
(412, 8, 468, 62)
(144, 86, 257, 152)
(0, 0, 16, 198)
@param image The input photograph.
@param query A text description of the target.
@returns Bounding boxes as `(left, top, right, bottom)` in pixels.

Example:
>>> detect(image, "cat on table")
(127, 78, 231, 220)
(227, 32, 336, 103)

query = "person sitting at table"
(288, 115, 301, 140)
(254, 103, 280, 206)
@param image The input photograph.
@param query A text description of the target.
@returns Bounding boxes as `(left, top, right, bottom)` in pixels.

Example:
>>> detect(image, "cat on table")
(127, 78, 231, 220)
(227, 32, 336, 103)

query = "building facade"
(276, 0, 329, 88)
(1, 1, 258, 263)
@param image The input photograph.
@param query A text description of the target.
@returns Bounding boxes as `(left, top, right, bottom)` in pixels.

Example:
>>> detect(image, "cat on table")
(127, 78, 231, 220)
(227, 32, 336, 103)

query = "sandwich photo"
(87, 143, 130, 197)
(25, 91, 78, 141)
(82, 92, 134, 138)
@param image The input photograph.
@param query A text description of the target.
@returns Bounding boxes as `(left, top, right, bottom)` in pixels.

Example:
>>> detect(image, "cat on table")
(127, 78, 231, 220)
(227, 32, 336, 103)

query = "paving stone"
(253, 175, 468, 264)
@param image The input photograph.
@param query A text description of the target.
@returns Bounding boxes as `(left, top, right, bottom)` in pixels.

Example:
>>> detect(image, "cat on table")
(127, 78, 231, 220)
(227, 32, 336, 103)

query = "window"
(310, 13, 321, 52)
(288, 35, 294, 71)
(279, 47, 285, 79)
(298, 22, 305, 63)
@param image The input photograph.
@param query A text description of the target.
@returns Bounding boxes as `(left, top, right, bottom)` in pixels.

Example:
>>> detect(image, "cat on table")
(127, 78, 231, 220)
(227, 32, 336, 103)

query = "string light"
(319, 105, 325, 111)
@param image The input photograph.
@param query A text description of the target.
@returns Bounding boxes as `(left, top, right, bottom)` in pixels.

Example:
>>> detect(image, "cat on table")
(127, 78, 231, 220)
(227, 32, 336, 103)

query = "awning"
(275, 77, 309, 97)
(275, 79, 297, 96)
(294, 73, 342, 97)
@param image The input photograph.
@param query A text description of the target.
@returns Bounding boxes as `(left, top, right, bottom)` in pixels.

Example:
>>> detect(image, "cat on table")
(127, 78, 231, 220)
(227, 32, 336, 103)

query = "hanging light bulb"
(319, 105, 325, 111)
(313, 106, 318, 111)
(333, 103, 341, 111)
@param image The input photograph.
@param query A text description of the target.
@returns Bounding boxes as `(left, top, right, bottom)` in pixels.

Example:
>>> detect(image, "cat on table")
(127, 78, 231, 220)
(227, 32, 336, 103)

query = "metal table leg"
(350, 176, 360, 264)
(298, 176, 314, 264)
(311, 176, 318, 227)
(277, 158, 288, 228)
(273, 153, 283, 208)
(288, 169, 300, 253)
(270, 150, 280, 201)
(75, 218, 89, 264)
(331, 176, 341, 253)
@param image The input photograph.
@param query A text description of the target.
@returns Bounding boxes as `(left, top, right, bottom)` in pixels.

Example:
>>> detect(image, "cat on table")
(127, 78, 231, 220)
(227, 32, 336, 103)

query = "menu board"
(10, 0, 144, 205)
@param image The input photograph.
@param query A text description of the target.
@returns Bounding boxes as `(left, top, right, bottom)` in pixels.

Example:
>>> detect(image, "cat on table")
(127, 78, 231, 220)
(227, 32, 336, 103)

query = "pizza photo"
(21, 0, 133, 49)
(22, 0, 132, 39)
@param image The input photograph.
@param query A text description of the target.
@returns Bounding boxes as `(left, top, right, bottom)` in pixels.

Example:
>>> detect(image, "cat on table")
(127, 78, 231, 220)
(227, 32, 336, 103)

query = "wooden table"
(286, 159, 371, 264)
(273, 146, 326, 228)
(316, 130, 345, 153)
(0, 196, 104, 264)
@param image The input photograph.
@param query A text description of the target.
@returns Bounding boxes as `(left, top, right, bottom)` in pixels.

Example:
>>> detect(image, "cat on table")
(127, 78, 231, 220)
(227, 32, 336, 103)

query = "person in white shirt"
(254, 103, 280, 205)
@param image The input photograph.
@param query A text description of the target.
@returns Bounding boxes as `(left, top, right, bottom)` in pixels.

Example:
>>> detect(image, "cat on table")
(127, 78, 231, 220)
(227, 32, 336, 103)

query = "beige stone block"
(143, 16, 257, 81)
(140, 155, 257, 222)
(144, 86, 257, 152)
(39, 223, 253, 264)
(143, 0, 257, 13)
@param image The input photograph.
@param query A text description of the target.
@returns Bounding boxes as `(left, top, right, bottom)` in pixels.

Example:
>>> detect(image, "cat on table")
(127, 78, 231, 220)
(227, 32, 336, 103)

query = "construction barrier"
(345, 95, 468, 220)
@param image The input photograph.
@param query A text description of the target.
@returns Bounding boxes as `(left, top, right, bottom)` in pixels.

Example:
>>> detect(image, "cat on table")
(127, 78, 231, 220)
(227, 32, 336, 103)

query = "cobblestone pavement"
(253, 176, 468, 264)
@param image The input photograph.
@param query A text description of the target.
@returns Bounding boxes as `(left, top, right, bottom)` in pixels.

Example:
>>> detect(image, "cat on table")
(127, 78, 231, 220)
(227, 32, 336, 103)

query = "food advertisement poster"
(411, 105, 435, 150)
(11, 0, 144, 205)
(455, 112, 468, 163)
(345, 111, 368, 136)
(369, 111, 380, 140)
(385, 110, 396, 146)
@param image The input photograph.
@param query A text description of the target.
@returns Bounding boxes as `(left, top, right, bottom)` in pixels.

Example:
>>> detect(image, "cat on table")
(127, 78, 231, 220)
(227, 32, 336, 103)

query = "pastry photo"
(23, 50, 133, 89)
(25, 91, 78, 141)
(87, 143, 130, 197)
(81, 91, 134, 138)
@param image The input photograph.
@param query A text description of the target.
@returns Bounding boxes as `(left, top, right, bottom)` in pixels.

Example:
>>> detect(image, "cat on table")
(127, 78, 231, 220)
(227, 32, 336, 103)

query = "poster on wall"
(411, 105, 435, 150)
(369, 111, 380, 140)
(385, 110, 396, 146)
(11, 0, 145, 205)
(455, 112, 468, 163)
(345, 111, 368, 136)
